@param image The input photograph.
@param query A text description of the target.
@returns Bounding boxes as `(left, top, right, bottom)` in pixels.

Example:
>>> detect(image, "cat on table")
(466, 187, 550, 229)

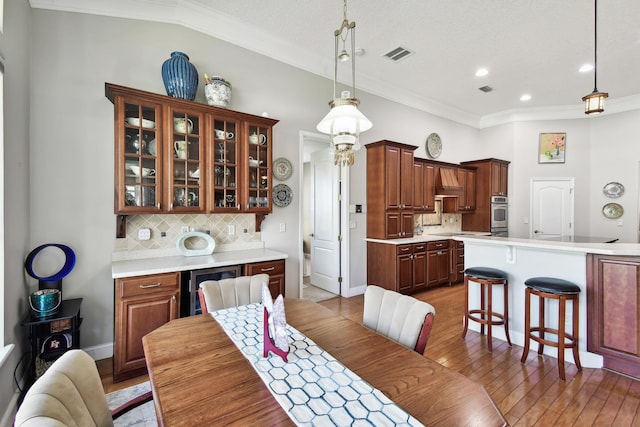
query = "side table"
(21, 298, 83, 388)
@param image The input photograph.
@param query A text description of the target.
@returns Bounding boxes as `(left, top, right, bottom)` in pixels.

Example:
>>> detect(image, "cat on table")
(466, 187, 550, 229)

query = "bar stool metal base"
(520, 278, 582, 381)
(462, 267, 511, 353)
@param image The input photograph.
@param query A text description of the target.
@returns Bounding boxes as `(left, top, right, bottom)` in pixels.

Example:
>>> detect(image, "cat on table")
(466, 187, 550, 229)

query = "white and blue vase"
(161, 51, 198, 101)
(204, 77, 232, 108)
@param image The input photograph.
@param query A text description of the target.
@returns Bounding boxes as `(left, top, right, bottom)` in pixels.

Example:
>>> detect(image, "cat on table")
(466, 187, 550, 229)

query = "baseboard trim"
(84, 343, 113, 361)
(346, 284, 366, 298)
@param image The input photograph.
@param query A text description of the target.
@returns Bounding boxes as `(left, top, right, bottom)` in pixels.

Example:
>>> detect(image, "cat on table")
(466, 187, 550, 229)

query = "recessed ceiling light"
(475, 68, 489, 77)
(579, 64, 594, 73)
(520, 94, 532, 102)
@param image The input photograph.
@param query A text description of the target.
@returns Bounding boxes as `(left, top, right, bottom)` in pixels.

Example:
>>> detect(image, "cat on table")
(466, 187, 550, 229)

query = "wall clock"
(426, 133, 442, 159)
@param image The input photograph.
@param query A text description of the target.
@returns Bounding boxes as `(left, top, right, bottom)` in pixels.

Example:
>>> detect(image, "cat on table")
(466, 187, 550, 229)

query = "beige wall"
(0, 0, 32, 422)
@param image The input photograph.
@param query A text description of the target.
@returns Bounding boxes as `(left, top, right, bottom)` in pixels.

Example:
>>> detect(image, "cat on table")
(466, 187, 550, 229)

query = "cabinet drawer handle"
(260, 267, 275, 272)
(139, 283, 162, 289)
(437, 251, 443, 255)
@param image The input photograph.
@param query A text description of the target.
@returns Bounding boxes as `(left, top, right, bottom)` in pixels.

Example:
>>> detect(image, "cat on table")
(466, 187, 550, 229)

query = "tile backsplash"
(113, 214, 261, 260)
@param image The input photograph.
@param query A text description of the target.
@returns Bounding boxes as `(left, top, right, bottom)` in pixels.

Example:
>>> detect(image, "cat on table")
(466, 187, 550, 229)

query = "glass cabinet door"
(167, 108, 205, 212)
(211, 118, 239, 211)
(119, 100, 161, 213)
(244, 123, 272, 212)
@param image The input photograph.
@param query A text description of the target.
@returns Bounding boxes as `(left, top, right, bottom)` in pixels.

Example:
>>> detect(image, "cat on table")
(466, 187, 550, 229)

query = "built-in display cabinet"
(105, 83, 279, 236)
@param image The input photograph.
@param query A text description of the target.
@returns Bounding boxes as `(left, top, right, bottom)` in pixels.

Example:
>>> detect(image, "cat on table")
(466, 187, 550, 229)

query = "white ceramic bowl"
(249, 159, 263, 167)
(126, 117, 156, 129)
(129, 165, 155, 177)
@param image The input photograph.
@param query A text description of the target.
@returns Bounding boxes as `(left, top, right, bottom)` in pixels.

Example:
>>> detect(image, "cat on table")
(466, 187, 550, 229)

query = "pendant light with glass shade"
(317, 0, 372, 166)
(582, 0, 608, 115)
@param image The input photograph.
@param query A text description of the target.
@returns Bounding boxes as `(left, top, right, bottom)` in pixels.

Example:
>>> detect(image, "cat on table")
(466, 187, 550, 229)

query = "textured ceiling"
(30, 0, 640, 127)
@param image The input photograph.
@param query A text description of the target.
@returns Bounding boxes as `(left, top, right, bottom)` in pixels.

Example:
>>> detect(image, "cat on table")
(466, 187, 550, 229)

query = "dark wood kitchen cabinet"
(427, 240, 450, 287)
(367, 242, 426, 294)
(587, 254, 640, 379)
(443, 166, 476, 213)
(458, 167, 476, 212)
(414, 160, 436, 213)
(490, 161, 509, 196)
(106, 83, 278, 233)
(114, 272, 179, 382)
(366, 141, 416, 239)
(245, 259, 286, 297)
(450, 240, 465, 284)
(460, 158, 510, 232)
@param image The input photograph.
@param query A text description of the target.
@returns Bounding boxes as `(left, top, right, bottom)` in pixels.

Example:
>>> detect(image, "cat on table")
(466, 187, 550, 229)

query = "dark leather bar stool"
(520, 277, 582, 381)
(462, 267, 511, 353)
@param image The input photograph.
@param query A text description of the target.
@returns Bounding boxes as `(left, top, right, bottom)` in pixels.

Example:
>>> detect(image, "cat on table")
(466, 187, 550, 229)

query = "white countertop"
(112, 248, 288, 278)
(366, 232, 491, 245)
(455, 234, 640, 256)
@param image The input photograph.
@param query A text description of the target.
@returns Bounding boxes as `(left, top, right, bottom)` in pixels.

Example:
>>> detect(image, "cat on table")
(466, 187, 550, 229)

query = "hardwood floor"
(99, 283, 640, 425)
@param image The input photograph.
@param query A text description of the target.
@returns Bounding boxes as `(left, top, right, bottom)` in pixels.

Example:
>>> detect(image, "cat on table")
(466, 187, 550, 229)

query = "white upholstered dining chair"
(363, 285, 436, 354)
(198, 273, 270, 312)
(14, 349, 152, 427)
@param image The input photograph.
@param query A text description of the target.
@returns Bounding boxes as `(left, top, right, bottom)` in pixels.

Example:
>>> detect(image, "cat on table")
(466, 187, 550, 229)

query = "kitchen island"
(457, 234, 640, 375)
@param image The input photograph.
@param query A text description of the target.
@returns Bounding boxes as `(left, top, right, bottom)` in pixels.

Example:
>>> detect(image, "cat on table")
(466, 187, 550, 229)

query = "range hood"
(435, 167, 463, 197)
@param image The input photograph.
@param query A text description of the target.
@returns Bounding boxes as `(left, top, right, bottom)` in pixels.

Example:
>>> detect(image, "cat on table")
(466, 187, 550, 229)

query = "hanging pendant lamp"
(316, 0, 372, 166)
(582, 0, 608, 115)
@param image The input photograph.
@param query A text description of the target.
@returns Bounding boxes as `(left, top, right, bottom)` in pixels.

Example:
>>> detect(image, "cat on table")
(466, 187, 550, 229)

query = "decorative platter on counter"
(273, 157, 293, 181)
(602, 202, 623, 219)
(273, 183, 292, 207)
(602, 182, 624, 198)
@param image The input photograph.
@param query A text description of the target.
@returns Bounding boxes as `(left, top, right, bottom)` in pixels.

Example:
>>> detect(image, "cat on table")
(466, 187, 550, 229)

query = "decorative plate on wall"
(425, 133, 442, 159)
(603, 182, 624, 198)
(273, 157, 293, 181)
(273, 184, 293, 207)
(602, 202, 623, 219)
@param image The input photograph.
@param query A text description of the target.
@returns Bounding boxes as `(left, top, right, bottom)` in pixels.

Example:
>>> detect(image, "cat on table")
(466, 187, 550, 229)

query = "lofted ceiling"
(30, 0, 640, 127)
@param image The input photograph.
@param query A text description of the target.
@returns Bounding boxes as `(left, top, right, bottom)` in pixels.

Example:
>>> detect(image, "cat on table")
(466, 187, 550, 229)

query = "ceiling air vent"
(478, 86, 494, 93)
(383, 46, 414, 62)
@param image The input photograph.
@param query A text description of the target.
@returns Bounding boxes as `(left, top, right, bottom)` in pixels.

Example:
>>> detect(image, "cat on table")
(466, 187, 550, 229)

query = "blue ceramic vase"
(161, 51, 198, 101)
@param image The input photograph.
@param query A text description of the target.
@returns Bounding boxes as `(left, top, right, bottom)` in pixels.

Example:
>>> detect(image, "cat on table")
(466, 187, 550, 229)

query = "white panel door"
(310, 148, 340, 293)
(531, 178, 574, 239)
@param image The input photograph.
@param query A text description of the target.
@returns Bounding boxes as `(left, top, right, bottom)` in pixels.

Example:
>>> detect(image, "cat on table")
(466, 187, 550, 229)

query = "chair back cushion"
(15, 349, 113, 427)
(200, 274, 270, 311)
(363, 285, 436, 351)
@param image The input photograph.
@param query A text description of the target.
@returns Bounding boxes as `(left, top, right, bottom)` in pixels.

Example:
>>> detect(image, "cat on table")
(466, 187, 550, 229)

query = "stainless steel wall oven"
(490, 196, 508, 235)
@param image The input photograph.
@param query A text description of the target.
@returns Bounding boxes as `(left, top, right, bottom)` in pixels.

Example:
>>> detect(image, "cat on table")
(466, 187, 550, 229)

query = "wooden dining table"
(142, 299, 507, 426)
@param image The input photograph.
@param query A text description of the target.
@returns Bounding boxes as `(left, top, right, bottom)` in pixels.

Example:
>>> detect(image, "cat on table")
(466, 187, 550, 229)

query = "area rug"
(106, 381, 157, 427)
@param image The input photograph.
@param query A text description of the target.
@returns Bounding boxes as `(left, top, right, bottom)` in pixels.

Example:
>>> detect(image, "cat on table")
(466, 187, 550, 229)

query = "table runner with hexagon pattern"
(211, 303, 424, 426)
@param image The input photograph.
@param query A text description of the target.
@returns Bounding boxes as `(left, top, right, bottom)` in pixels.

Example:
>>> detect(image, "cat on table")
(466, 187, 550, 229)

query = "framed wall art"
(538, 132, 566, 164)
